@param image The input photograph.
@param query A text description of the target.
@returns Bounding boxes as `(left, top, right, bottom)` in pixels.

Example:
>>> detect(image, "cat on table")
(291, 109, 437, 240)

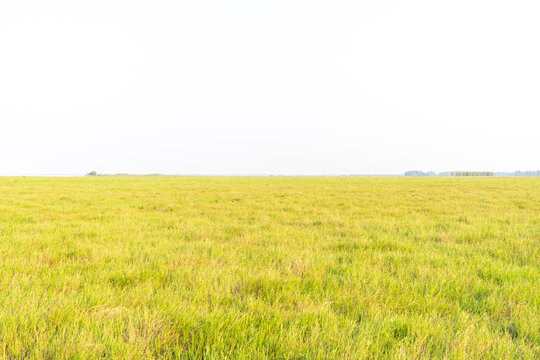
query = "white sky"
(1, 1, 538, 175)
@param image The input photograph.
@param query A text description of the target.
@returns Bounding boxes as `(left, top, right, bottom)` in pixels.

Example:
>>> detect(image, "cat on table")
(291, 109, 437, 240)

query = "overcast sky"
(1, 1, 538, 175)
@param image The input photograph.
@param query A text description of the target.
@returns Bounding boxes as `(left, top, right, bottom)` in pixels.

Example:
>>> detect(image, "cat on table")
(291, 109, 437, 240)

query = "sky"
(1, 0, 539, 175)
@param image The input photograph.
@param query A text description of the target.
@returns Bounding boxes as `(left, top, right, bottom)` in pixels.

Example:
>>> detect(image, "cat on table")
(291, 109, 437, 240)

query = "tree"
(86, 171, 97, 177)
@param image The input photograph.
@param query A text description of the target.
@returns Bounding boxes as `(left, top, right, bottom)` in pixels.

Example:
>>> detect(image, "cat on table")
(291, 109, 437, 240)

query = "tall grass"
(0, 177, 538, 359)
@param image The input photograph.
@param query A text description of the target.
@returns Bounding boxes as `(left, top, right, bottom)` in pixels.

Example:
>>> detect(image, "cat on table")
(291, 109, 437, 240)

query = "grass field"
(0, 177, 538, 359)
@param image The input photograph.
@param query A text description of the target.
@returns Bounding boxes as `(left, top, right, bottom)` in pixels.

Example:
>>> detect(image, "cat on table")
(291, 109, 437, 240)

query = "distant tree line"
(405, 170, 539, 177)
(85, 171, 157, 177)
(404, 171, 436, 176)
(451, 171, 493, 177)
(496, 170, 540, 177)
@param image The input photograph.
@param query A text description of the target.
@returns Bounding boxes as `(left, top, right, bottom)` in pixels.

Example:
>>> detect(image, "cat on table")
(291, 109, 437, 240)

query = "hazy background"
(1, 0, 538, 175)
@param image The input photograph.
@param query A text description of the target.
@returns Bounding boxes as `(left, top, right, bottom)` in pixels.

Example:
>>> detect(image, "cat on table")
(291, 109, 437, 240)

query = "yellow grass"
(0, 176, 538, 359)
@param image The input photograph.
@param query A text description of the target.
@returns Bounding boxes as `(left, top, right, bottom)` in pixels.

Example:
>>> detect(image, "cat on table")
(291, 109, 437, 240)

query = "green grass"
(0, 177, 538, 359)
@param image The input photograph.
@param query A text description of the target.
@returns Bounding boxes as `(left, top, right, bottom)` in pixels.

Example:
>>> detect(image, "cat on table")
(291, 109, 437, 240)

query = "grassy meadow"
(0, 176, 538, 359)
